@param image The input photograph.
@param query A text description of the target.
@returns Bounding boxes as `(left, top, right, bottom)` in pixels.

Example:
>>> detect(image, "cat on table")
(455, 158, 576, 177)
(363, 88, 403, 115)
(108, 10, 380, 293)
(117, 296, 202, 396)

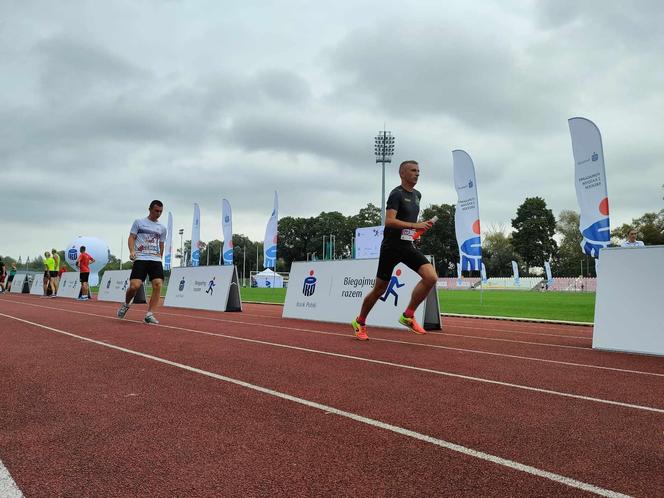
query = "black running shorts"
(130, 260, 164, 282)
(376, 241, 430, 281)
(79, 272, 90, 283)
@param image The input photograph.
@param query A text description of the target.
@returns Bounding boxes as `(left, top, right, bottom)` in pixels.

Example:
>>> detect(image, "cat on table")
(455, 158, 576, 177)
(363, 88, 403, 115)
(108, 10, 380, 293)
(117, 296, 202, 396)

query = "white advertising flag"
(452, 150, 482, 271)
(164, 212, 173, 270)
(544, 260, 553, 285)
(222, 199, 234, 265)
(191, 203, 201, 267)
(481, 262, 488, 283)
(456, 262, 462, 287)
(263, 191, 278, 269)
(512, 260, 520, 286)
(568, 117, 610, 258)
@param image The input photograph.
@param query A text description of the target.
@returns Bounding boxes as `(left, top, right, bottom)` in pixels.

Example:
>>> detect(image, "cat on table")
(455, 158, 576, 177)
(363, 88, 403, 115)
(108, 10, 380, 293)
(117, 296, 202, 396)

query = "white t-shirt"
(130, 218, 168, 261)
(621, 240, 645, 247)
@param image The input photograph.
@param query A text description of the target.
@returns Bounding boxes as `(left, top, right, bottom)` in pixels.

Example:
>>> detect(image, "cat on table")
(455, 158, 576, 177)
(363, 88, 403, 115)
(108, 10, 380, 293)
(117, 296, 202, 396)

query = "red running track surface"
(0, 294, 662, 497)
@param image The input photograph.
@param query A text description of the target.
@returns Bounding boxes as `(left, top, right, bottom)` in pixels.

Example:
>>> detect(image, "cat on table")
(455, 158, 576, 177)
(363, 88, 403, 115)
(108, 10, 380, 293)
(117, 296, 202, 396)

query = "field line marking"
(0, 312, 633, 498)
(1, 305, 662, 413)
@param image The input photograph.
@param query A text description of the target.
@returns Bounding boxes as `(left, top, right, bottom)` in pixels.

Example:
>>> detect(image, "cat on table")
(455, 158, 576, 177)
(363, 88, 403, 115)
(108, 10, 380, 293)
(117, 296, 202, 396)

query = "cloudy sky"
(1, 0, 663, 262)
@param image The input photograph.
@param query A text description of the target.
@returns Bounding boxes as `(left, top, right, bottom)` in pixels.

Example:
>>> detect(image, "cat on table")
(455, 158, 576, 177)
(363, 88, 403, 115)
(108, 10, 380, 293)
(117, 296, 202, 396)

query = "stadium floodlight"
(374, 129, 395, 225)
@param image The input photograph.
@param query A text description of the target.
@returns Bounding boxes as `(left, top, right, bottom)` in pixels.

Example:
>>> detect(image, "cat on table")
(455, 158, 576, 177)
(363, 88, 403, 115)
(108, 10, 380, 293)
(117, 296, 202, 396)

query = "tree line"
(3, 202, 662, 279)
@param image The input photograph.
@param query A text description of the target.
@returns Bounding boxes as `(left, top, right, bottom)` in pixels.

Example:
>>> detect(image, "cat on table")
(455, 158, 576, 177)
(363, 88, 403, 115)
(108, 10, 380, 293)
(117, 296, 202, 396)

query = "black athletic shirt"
(383, 186, 421, 243)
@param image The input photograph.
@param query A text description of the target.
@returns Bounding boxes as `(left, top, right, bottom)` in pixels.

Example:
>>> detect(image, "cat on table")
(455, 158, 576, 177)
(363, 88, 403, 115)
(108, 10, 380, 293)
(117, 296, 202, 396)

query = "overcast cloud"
(1, 0, 663, 261)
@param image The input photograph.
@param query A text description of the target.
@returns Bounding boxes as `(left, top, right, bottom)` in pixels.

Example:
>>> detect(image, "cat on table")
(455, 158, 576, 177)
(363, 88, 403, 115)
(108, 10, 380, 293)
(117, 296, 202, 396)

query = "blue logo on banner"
(265, 245, 277, 267)
(206, 277, 216, 295)
(379, 269, 405, 307)
(67, 247, 78, 263)
(468, 179, 474, 188)
(303, 271, 317, 296)
(179, 277, 186, 291)
(224, 215, 230, 223)
(592, 152, 598, 162)
(223, 249, 234, 265)
(460, 236, 482, 271)
(192, 249, 200, 267)
(581, 217, 610, 257)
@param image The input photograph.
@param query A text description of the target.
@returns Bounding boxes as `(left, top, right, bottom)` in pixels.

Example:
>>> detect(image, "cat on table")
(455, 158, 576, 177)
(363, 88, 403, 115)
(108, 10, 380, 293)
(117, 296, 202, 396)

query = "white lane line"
(1, 297, 592, 351)
(8, 299, 658, 378)
(1, 307, 662, 414)
(0, 459, 23, 498)
(0, 313, 633, 498)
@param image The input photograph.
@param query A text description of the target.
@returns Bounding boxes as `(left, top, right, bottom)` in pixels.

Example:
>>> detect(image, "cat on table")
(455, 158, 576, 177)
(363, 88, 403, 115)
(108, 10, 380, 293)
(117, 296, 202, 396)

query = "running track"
(0, 294, 662, 497)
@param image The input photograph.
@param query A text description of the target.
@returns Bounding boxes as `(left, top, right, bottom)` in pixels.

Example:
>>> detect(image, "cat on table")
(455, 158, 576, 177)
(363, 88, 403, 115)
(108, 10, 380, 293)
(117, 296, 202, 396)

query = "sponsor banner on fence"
(10, 273, 29, 293)
(283, 259, 441, 330)
(355, 226, 383, 259)
(57, 272, 82, 298)
(164, 266, 241, 312)
(30, 273, 45, 295)
(98, 270, 146, 303)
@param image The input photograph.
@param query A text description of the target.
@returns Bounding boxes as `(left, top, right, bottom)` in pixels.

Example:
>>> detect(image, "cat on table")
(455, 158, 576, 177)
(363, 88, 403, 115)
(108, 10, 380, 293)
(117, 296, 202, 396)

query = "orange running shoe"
(399, 314, 426, 335)
(351, 318, 369, 341)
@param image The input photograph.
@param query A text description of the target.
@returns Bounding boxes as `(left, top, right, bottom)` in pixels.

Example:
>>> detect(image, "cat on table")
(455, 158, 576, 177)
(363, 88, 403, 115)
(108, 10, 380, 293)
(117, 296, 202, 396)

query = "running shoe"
(351, 318, 369, 341)
(117, 303, 130, 318)
(398, 314, 426, 335)
(144, 312, 159, 325)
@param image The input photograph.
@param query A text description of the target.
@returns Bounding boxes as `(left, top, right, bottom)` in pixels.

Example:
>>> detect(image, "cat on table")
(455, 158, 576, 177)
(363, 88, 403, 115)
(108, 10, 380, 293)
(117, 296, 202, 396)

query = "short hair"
(80, 246, 86, 252)
(149, 200, 164, 209)
(399, 160, 419, 175)
(44, 251, 50, 257)
(628, 228, 637, 234)
(52, 248, 57, 253)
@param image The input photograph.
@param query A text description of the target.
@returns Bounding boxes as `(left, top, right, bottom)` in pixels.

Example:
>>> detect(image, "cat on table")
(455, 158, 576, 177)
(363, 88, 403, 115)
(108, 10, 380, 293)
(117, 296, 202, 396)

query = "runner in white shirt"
(621, 229, 645, 247)
(117, 200, 168, 324)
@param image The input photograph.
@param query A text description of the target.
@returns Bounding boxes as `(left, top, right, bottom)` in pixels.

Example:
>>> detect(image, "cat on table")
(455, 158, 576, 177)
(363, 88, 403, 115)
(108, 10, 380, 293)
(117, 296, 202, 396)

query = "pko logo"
(302, 270, 316, 296)
(468, 179, 474, 188)
(224, 215, 230, 223)
(591, 152, 598, 161)
(67, 247, 78, 262)
(178, 277, 186, 291)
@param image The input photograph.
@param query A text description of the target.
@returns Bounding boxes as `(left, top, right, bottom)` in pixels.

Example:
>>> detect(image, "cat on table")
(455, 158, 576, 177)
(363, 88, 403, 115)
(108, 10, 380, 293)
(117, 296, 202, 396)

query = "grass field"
(96, 285, 595, 323)
(437, 290, 595, 323)
(237, 287, 595, 323)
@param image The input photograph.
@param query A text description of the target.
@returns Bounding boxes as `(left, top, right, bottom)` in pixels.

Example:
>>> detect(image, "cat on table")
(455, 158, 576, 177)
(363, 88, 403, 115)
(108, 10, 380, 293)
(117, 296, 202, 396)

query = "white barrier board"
(164, 266, 242, 312)
(593, 246, 664, 356)
(9, 273, 28, 293)
(57, 272, 82, 299)
(30, 274, 45, 295)
(283, 259, 441, 330)
(98, 270, 146, 303)
(355, 226, 384, 259)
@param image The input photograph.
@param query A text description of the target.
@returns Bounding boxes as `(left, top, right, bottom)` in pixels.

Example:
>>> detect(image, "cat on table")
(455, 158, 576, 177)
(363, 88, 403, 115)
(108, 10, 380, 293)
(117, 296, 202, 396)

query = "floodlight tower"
(374, 128, 395, 225)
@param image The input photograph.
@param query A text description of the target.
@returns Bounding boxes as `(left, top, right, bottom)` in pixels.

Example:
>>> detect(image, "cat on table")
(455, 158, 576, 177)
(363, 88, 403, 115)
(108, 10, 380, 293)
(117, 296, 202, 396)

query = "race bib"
(400, 228, 415, 241)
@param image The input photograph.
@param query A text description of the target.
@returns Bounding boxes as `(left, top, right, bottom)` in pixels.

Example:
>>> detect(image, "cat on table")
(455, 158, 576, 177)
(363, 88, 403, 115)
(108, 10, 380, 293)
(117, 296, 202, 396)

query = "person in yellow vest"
(51, 248, 61, 293)
(43, 251, 57, 297)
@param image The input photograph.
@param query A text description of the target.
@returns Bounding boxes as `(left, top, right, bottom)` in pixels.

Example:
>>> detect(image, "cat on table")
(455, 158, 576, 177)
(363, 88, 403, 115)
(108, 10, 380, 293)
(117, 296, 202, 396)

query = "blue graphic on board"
(379, 269, 405, 307)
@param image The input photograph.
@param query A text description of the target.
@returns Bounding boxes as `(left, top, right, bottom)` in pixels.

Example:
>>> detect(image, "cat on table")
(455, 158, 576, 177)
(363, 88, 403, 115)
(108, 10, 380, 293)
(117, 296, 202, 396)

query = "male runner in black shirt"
(351, 160, 438, 340)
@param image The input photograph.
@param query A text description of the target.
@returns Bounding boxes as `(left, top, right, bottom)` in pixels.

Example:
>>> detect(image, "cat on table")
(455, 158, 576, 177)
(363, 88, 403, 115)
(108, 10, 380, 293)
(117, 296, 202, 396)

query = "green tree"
(552, 210, 585, 277)
(482, 230, 521, 277)
(511, 197, 557, 269)
(278, 216, 315, 267)
(350, 203, 382, 228)
(419, 204, 458, 276)
(611, 210, 664, 246)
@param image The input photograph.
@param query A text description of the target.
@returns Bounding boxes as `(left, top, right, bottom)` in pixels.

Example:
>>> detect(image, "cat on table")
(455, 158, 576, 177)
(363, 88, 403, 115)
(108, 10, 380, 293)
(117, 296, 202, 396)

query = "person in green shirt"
(51, 248, 61, 293)
(43, 251, 56, 297)
(7, 263, 16, 292)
